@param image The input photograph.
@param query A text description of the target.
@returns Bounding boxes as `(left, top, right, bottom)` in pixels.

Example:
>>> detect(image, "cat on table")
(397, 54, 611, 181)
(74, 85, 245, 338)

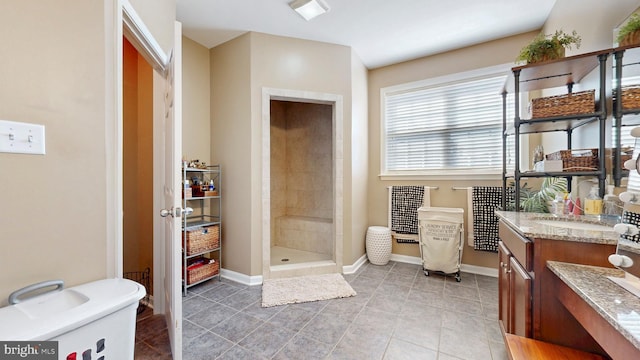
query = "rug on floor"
(261, 273, 357, 307)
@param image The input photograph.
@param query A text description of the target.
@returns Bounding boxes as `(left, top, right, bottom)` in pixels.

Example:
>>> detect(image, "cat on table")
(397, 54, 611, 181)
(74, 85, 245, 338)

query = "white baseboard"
(343, 254, 368, 274)
(461, 263, 498, 278)
(389, 254, 498, 278)
(221, 268, 263, 286)
(218, 252, 500, 287)
(390, 254, 422, 265)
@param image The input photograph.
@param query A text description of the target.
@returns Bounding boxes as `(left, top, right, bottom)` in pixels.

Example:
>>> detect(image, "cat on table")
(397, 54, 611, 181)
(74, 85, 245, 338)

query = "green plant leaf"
(617, 13, 640, 43)
(519, 178, 567, 213)
(516, 30, 581, 64)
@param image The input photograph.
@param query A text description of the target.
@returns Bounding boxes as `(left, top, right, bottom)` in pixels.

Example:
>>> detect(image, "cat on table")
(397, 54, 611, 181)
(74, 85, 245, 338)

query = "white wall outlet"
(0, 120, 46, 155)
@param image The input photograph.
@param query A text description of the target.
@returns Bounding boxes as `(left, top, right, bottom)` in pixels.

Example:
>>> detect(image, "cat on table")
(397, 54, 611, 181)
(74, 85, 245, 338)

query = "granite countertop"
(495, 211, 619, 245)
(547, 261, 640, 352)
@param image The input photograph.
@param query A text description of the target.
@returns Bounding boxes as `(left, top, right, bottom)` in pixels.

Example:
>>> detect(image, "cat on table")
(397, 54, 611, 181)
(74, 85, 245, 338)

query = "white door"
(159, 21, 183, 360)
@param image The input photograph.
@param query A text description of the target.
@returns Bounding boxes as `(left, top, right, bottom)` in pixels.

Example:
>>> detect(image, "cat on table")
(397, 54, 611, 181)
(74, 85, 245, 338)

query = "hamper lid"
(0, 278, 145, 340)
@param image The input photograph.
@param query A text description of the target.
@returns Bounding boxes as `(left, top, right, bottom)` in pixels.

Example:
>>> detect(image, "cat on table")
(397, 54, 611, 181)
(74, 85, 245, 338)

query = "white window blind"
(383, 74, 512, 174)
(614, 76, 640, 191)
(621, 116, 640, 191)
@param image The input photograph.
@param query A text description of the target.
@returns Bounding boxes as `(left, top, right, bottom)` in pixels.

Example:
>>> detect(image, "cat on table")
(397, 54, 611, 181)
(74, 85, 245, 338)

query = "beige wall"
(0, 1, 174, 305)
(210, 32, 364, 276)
(540, 0, 640, 153)
(182, 36, 211, 163)
(251, 33, 355, 276)
(128, 0, 176, 55)
(210, 34, 253, 275)
(0, 1, 108, 305)
(367, 32, 539, 269)
(349, 51, 370, 265)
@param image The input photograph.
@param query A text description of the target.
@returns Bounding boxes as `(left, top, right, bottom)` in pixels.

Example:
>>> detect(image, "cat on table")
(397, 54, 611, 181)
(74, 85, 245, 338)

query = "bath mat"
(261, 273, 356, 307)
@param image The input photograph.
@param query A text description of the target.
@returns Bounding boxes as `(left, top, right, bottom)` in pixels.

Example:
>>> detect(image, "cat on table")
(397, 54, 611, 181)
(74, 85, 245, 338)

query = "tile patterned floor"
(135, 261, 506, 360)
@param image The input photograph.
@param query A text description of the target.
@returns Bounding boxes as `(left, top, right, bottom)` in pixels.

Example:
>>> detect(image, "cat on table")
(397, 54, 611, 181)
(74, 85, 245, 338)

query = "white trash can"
(0, 278, 145, 360)
(366, 226, 392, 265)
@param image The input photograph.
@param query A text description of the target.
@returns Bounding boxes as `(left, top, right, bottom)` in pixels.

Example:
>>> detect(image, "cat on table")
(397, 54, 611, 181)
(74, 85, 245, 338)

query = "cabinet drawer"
(499, 220, 532, 271)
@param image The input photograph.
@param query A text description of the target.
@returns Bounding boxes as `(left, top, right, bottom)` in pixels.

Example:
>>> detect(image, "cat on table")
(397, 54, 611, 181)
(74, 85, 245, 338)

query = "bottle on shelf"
(603, 185, 622, 216)
(572, 196, 582, 215)
(552, 194, 565, 215)
(584, 185, 603, 215)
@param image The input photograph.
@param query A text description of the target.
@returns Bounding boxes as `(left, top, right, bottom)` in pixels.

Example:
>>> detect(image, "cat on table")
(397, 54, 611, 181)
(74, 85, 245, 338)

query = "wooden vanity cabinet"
(498, 241, 532, 337)
(498, 219, 616, 355)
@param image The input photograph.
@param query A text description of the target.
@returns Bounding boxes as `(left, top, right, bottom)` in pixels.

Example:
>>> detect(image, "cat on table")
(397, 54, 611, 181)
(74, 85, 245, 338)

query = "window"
(381, 66, 514, 178)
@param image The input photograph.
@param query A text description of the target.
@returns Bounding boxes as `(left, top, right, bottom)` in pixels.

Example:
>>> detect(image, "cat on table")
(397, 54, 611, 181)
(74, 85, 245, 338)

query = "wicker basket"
(546, 148, 598, 172)
(620, 30, 640, 47)
(622, 85, 640, 110)
(187, 261, 219, 285)
(184, 225, 220, 255)
(530, 90, 595, 119)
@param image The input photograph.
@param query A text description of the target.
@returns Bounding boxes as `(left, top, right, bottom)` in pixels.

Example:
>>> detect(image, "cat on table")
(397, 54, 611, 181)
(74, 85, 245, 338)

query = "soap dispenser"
(584, 185, 603, 215)
(603, 185, 622, 216)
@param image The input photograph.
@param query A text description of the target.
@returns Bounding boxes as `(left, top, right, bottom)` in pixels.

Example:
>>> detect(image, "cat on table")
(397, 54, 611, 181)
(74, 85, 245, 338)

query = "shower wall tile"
(270, 100, 333, 252)
(275, 216, 332, 254)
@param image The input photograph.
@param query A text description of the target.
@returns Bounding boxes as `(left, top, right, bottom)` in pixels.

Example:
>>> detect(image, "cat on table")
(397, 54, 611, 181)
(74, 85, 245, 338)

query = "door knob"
(160, 207, 183, 218)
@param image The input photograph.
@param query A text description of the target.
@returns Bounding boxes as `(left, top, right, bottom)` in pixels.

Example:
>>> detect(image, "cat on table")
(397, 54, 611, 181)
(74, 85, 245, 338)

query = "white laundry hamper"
(418, 206, 464, 282)
(0, 278, 145, 360)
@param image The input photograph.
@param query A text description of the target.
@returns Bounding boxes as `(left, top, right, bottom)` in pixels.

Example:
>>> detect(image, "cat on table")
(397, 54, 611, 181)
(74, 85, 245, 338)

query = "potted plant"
(617, 13, 640, 47)
(516, 30, 582, 64)
(522, 177, 568, 213)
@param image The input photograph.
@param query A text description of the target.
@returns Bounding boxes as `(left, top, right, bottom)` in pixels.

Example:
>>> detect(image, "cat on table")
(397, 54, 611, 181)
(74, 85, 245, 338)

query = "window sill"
(379, 171, 502, 181)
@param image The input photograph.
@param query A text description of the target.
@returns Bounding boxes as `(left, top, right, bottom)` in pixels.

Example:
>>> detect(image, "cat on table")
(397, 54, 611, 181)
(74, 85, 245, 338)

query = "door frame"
(105, 0, 168, 300)
(261, 88, 344, 279)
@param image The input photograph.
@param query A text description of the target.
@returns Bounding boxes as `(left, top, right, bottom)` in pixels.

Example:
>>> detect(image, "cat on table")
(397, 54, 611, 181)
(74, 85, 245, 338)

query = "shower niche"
(269, 99, 335, 271)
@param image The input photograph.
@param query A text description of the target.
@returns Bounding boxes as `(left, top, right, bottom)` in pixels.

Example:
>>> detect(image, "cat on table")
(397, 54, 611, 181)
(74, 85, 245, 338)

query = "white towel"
(467, 187, 474, 247)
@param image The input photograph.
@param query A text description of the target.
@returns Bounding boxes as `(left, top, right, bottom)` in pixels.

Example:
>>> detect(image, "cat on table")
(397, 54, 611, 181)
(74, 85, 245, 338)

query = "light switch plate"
(0, 120, 46, 155)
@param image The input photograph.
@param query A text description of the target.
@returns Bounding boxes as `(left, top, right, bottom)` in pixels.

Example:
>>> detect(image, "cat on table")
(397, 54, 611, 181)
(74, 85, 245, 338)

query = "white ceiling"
(176, 0, 557, 69)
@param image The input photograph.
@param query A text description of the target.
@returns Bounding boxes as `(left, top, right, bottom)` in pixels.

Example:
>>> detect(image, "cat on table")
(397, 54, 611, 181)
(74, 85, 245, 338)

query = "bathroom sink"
(536, 219, 615, 232)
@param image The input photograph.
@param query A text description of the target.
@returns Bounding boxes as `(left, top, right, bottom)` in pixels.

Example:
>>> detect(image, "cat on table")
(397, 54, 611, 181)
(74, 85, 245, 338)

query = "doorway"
(123, 37, 154, 303)
(262, 88, 344, 280)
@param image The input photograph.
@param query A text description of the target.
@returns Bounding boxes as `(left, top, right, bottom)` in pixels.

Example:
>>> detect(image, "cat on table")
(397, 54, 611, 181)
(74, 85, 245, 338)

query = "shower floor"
(270, 246, 332, 265)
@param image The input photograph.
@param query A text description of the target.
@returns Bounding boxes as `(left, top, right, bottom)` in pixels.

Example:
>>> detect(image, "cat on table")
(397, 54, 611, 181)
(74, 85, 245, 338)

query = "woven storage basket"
(187, 261, 219, 285)
(184, 225, 220, 255)
(622, 85, 640, 110)
(546, 148, 598, 172)
(531, 90, 595, 119)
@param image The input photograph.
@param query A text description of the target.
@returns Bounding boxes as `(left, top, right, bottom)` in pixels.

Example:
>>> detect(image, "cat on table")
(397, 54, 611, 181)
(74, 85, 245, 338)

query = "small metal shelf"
(184, 218, 221, 230)
(184, 166, 221, 173)
(518, 171, 602, 178)
(185, 195, 221, 200)
(505, 49, 612, 93)
(502, 51, 609, 210)
(182, 164, 222, 295)
(505, 115, 599, 135)
(185, 247, 221, 260)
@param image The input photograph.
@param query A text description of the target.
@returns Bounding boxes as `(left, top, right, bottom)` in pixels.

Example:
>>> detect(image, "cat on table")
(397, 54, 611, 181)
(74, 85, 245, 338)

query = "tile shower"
(270, 100, 333, 266)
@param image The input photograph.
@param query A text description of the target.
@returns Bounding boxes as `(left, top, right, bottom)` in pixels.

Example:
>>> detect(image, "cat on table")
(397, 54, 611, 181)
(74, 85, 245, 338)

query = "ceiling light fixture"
(289, 0, 329, 21)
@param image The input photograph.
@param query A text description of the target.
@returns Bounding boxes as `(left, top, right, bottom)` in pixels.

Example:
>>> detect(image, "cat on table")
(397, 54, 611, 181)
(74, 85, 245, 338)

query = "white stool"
(366, 226, 392, 265)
